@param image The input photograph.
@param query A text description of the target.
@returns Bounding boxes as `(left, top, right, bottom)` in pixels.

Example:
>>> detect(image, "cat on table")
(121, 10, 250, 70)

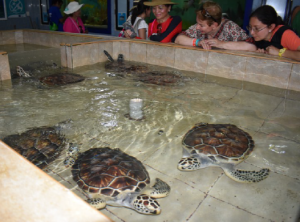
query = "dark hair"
(51, 0, 62, 5)
(250, 5, 284, 26)
(131, 0, 150, 25)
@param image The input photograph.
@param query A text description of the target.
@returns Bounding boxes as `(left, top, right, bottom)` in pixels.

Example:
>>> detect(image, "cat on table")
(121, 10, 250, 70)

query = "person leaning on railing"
(123, 0, 151, 39)
(248, 5, 300, 61)
(174, 1, 256, 51)
(144, 0, 182, 43)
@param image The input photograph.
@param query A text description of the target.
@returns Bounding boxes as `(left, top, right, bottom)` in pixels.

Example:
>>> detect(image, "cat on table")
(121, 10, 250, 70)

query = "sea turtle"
(65, 147, 171, 215)
(16, 66, 85, 87)
(38, 73, 85, 86)
(177, 123, 270, 183)
(103, 50, 182, 86)
(135, 70, 182, 86)
(2, 122, 71, 169)
(104, 50, 149, 75)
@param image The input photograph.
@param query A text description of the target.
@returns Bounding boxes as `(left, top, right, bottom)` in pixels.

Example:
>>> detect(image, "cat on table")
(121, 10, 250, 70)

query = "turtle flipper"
(144, 178, 171, 198)
(63, 143, 79, 168)
(224, 168, 270, 183)
(17, 66, 31, 77)
(103, 50, 114, 62)
(87, 198, 106, 209)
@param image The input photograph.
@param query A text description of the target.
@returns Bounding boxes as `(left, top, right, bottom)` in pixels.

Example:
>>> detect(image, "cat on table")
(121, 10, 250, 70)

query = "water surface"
(0, 44, 299, 222)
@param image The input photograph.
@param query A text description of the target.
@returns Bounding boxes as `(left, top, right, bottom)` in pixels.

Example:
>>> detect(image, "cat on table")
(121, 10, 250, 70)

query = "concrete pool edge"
(0, 140, 113, 222)
(61, 38, 300, 93)
(1, 29, 300, 93)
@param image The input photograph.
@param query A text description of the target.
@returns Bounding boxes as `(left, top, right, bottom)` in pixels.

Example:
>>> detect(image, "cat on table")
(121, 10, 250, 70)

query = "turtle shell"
(72, 147, 150, 198)
(39, 73, 85, 86)
(182, 123, 254, 163)
(105, 60, 149, 76)
(135, 71, 182, 86)
(3, 126, 66, 169)
(105, 62, 181, 86)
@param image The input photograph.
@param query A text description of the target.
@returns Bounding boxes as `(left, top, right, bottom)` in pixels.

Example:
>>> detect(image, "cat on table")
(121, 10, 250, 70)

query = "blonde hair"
(197, 1, 222, 26)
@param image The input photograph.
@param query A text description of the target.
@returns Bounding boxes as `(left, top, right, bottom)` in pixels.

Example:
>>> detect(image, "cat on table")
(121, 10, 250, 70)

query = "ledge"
(0, 140, 112, 222)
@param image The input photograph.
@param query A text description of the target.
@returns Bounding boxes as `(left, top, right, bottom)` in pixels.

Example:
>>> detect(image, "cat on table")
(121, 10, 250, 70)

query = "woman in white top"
(125, 0, 151, 39)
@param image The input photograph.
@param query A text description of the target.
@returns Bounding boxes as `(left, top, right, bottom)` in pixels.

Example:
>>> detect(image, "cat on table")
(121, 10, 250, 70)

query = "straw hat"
(144, 0, 177, 6)
(64, 1, 84, 14)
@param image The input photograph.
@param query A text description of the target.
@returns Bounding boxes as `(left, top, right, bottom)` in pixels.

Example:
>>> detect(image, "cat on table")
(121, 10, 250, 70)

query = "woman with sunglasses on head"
(175, 1, 255, 51)
(143, 0, 182, 43)
(63, 1, 88, 34)
(249, 5, 300, 61)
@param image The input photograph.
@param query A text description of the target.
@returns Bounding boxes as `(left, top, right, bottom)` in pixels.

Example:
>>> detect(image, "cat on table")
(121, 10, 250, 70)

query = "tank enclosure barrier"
(1, 29, 300, 96)
(0, 29, 300, 221)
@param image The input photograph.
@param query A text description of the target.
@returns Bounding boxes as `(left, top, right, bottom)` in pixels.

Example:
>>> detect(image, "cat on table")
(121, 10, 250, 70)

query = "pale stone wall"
(62, 39, 300, 93)
(0, 52, 11, 81)
(0, 141, 113, 222)
(1, 29, 300, 92)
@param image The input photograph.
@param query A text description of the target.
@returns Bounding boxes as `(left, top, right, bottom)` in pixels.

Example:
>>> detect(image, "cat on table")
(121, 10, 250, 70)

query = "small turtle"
(16, 66, 85, 87)
(65, 147, 170, 214)
(2, 121, 72, 169)
(104, 50, 182, 86)
(178, 123, 270, 183)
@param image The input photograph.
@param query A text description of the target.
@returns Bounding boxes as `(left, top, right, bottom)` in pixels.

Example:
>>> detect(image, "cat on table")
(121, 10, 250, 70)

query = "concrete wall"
(61, 38, 300, 95)
(1, 29, 300, 96)
(0, 141, 113, 222)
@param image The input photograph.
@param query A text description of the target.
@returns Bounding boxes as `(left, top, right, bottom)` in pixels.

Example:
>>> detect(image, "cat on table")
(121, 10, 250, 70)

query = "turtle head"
(177, 156, 201, 171)
(64, 143, 79, 168)
(131, 194, 161, 215)
(117, 54, 124, 63)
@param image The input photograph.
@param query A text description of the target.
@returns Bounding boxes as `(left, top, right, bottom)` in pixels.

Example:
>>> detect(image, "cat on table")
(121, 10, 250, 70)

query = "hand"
(256, 48, 266, 53)
(198, 40, 211, 50)
(124, 29, 133, 39)
(265, 46, 280, 56)
(206, 39, 223, 48)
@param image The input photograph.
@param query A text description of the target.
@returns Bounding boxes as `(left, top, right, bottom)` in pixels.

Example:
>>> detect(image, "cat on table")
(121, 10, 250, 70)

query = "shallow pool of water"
(0, 44, 299, 222)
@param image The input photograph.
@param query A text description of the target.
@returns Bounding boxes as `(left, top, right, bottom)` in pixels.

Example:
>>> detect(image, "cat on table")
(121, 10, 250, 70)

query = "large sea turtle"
(103, 50, 182, 86)
(177, 123, 270, 183)
(2, 122, 71, 169)
(65, 147, 171, 215)
(16, 66, 85, 87)
(104, 50, 149, 75)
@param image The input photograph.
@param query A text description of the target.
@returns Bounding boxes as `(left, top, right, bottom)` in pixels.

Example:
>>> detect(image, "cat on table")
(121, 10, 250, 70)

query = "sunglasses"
(157, 24, 162, 34)
(201, 9, 217, 23)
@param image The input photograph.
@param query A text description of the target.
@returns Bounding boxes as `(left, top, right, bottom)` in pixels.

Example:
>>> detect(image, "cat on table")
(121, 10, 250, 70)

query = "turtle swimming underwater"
(65, 147, 171, 215)
(104, 50, 149, 75)
(103, 50, 182, 86)
(38, 73, 85, 86)
(177, 123, 270, 183)
(2, 122, 71, 169)
(16, 66, 85, 87)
